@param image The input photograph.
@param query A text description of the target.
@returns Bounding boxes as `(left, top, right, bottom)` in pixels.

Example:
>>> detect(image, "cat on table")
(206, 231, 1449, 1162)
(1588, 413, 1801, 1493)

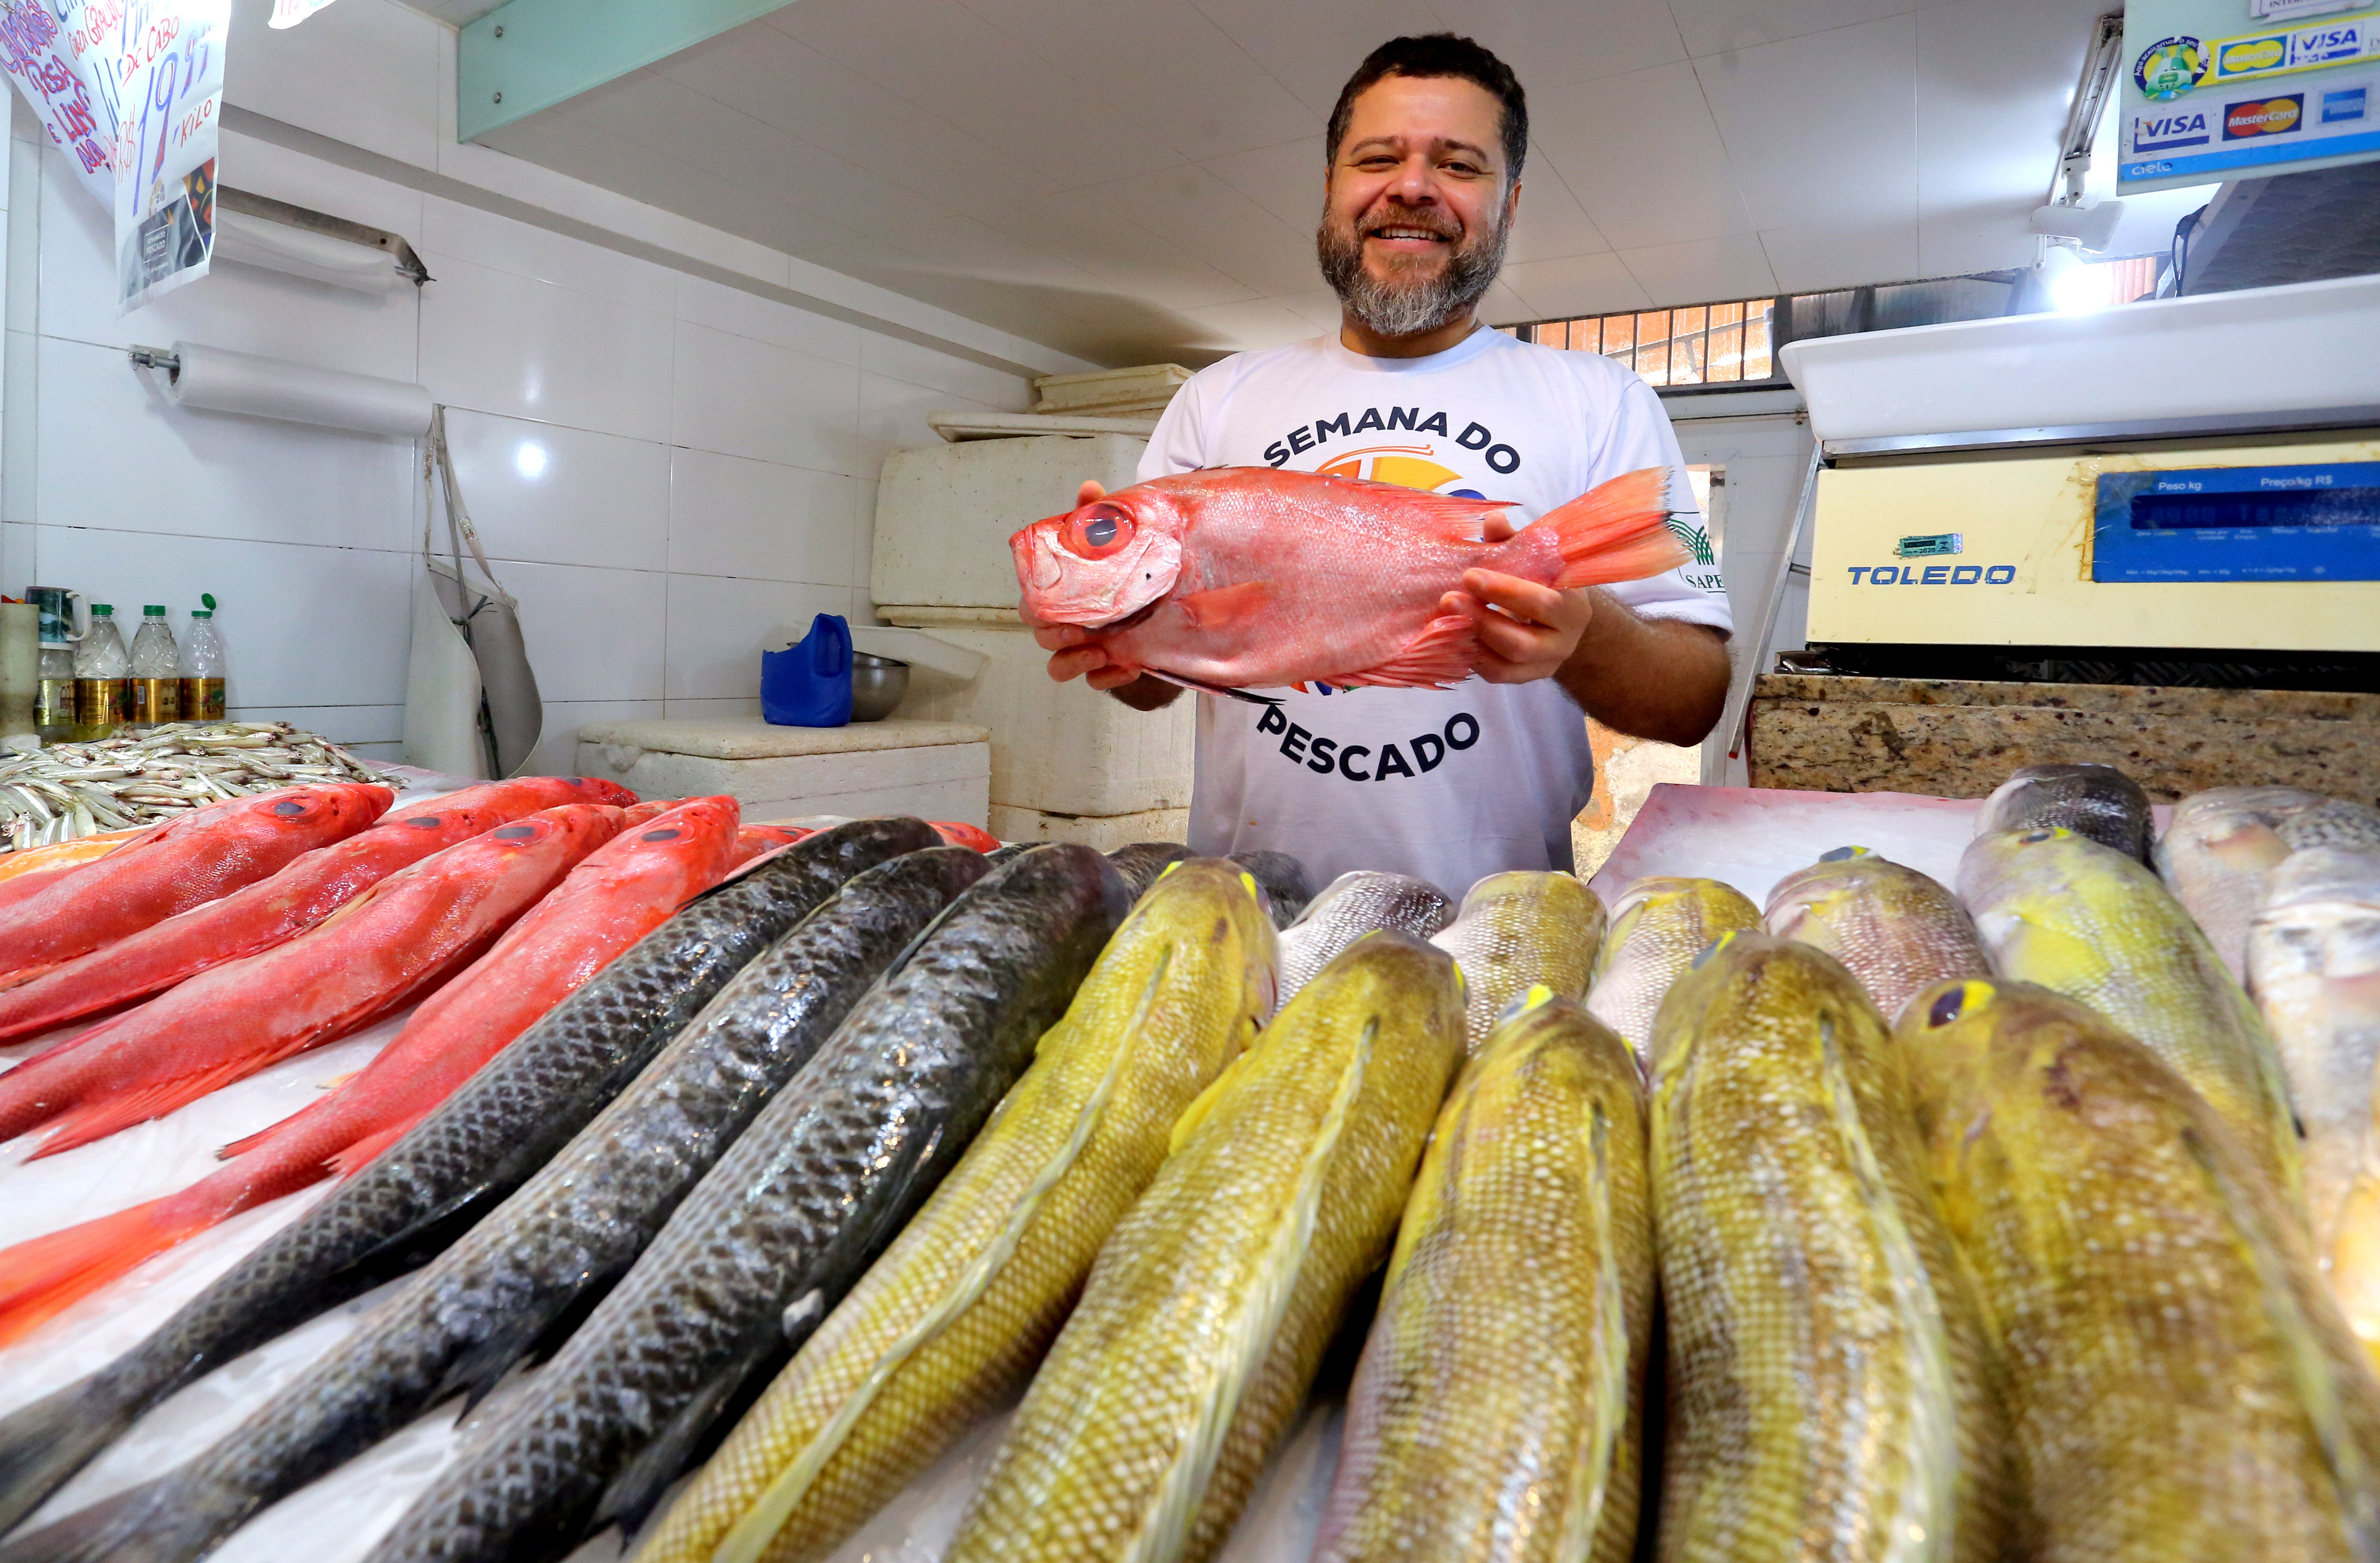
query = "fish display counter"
(1, 756, 2378, 1563)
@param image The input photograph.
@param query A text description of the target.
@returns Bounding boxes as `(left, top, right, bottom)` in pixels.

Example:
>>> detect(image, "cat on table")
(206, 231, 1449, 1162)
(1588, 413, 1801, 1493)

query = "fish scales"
(1763, 848, 1991, 1026)
(1108, 842, 1194, 899)
(635, 859, 1276, 1563)
(1649, 933, 2007, 1563)
(1277, 871, 1453, 1003)
(1973, 763, 2154, 862)
(0, 817, 936, 1539)
(2250, 849, 2380, 1361)
(1228, 850, 1312, 929)
(1429, 870, 1607, 1054)
(1899, 977, 2380, 1562)
(2157, 787, 2380, 981)
(0, 841, 986, 1563)
(1960, 826, 2303, 1204)
(944, 929, 1464, 1563)
(359, 842, 1131, 1563)
(1314, 991, 1652, 1563)
(1584, 877, 1761, 1062)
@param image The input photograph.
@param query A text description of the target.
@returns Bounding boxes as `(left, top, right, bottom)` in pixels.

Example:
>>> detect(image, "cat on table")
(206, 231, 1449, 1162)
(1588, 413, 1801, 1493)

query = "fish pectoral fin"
(1174, 580, 1273, 630)
(1324, 614, 1479, 691)
(595, 1370, 745, 1538)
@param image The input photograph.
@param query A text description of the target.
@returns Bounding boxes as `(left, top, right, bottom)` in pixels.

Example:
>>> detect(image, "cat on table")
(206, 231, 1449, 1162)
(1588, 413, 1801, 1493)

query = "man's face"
(1319, 73, 1518, 338)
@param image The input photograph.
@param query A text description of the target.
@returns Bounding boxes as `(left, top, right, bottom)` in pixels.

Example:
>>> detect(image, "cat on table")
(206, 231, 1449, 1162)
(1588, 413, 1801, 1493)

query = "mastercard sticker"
(2224, 93, 2305, 136)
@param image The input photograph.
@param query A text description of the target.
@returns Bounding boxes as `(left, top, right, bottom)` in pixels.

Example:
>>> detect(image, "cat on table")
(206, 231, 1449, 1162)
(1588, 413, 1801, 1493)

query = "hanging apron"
(402, 407, 544, 778)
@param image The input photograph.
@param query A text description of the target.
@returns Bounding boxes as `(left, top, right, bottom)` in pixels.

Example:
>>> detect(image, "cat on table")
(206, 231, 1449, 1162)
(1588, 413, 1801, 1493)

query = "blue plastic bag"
(761, 613, 852, 727)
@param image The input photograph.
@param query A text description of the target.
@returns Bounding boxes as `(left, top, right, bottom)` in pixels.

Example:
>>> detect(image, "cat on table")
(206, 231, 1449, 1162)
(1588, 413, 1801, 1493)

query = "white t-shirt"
(1139, 327, 1733, 899)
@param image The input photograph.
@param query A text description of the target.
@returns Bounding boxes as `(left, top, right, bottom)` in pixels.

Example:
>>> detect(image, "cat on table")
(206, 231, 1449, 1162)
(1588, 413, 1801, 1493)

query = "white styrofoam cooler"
(573, 718, 991, 827)
(873, 433, 1147, 611)
(1780, 272, 2380, 444)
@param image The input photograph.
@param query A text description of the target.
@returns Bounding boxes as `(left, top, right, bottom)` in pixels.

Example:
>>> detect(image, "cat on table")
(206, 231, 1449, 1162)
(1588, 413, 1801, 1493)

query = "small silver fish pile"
(0, 722, 393, 851)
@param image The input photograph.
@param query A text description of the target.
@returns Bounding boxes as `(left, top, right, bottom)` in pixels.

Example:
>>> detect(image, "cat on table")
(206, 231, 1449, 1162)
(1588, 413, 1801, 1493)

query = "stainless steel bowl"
(849, 653, 910, 722)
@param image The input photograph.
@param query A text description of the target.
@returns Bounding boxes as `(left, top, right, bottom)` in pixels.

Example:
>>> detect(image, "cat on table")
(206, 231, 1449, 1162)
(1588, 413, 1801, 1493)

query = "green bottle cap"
(144, 605, 167, 616)
(191, 609, 213, 619)
(91, 604, 113, 616)
(201, 593, 217, 612)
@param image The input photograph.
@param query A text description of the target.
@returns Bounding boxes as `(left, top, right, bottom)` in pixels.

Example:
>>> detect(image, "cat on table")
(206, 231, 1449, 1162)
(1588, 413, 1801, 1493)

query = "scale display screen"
(2093, 460, 2380, 581)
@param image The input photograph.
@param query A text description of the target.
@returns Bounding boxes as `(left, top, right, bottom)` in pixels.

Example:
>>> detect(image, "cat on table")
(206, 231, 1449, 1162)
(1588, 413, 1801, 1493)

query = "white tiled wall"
(3, 113, 1030, 772)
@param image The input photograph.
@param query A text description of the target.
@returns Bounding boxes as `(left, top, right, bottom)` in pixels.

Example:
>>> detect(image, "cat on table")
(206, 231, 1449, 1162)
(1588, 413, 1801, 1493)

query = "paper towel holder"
(128, 345, 182, 374)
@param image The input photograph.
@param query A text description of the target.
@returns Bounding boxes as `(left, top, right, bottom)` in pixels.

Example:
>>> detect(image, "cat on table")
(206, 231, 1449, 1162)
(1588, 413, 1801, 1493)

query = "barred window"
(1512, 298, 1780, 388)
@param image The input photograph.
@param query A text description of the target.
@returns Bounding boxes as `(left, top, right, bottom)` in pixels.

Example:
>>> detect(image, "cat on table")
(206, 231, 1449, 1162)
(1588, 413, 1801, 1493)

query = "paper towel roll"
(213, 210, 398, 294)
(164, 341, 433, 437)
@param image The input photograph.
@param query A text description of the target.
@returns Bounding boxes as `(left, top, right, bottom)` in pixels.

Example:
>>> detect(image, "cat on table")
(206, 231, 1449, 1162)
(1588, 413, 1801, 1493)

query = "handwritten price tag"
(113, 0, 226, 312)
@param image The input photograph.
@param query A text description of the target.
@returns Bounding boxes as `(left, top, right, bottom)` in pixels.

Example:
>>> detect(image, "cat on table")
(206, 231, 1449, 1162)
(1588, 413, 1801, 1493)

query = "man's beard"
(1317, 200, 1509, 339)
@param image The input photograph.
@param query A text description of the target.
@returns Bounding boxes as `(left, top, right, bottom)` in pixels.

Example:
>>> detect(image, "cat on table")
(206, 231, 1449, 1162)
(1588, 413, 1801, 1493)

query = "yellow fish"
(1763, 846, 1990, 1026)
(1584, 877, 1759, 1062)
(1429, 870, 1607, 1054)
(1651, 933, 2008, 1563)
(1901, 975, 2380, 1561)
(944, 929, 1464, 1563)
(630, 860, 1276, 1563)
(1314, 988, 1652, 1563)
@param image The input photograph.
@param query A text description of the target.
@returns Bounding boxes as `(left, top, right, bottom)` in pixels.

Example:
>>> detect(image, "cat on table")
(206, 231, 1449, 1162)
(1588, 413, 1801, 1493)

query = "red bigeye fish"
(932, 820, 1002, 852)
(0, 798, 746, 1347)
(1011, 466, 1686, 692)
(0, 777, 637, 1048)
(0, 803, 624, 1159)
(0, 784, 394, 985)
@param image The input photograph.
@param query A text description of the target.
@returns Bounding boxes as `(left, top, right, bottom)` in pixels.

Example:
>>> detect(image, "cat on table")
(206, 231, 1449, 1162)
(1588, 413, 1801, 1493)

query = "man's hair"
(1325, 34, 1527, 182)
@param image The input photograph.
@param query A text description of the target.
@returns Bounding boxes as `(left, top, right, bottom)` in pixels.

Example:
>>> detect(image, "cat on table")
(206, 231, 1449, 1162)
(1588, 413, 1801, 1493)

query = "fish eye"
(1928, 979, 1992, 1027)
(1066, 503, 1135, 560)
(1819, 845, 1870, 862)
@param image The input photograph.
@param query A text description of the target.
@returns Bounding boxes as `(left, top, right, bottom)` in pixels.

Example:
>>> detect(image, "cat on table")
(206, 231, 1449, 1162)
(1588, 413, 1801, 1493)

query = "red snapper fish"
(0, 797, 739, 1346)
(1011, 466, 1685, 691)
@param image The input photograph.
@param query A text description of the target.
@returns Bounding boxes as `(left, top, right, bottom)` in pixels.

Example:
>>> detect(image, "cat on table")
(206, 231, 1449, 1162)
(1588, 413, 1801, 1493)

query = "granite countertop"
(574, 717, 991, 759)
(1752, 673, 2380, 721)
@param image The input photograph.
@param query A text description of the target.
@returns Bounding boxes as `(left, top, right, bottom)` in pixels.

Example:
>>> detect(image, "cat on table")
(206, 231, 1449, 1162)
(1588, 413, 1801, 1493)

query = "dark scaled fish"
(1230, 849, 1315, 929)
(0, 816, 937, 1537)
(1278, 870, 1453, 1002)
(0, 842, 988, 1563)
(358, 842, 1132, 1563)
(1108, 842, 1193, 898)
(1973, 763, 2154, 862)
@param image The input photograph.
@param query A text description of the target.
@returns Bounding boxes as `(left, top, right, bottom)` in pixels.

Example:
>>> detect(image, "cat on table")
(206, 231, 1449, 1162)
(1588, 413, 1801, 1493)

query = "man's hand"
(1025, 481, 1183, 708)
(1443, 510, 1593, 684)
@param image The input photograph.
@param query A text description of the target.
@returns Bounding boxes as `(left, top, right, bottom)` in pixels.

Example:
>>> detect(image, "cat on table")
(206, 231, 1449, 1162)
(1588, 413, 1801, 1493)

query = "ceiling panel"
(1505, 158, 1612, 264)
(1499, 250, 1653, 319)
(1669, 0, 1917, 59)
(1421, 0, 1685, 90)
(1697, 14, 1920, 231)
(1617, 231, 1778, 305)
(768, 0, 1189, 190)
(430, 0, 2095, 364)
(1073, 163, 1321, 297)
(1531, 61, 1758, 251)
(1759, 214, 1922, 292)
(1182, 0, 1445, 115)
(955, 0, 1321, 161)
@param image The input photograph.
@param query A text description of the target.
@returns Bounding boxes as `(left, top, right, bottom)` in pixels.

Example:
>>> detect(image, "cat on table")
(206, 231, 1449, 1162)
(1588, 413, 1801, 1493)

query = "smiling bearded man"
(1034, 33, 1735, 895)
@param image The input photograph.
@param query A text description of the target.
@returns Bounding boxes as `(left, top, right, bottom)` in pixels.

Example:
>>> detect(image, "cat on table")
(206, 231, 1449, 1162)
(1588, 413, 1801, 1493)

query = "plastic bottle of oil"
(180, 600, 226, 722)
(72, 604, 130, 739)
(130, 605, 182, 726)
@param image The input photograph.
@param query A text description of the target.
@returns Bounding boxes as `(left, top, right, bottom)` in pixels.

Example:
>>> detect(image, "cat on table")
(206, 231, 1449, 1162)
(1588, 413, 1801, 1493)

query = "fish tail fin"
(1532, 467, 1689, 589)
(324, 1116, 418, 1179)
(1326, 614, 1477, 691)
(0, 1373, 146, 1535)
(29, 1057, 276, 1159)
(0, 1471, 203, 1563)
(0, 1179, 247, 1348)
